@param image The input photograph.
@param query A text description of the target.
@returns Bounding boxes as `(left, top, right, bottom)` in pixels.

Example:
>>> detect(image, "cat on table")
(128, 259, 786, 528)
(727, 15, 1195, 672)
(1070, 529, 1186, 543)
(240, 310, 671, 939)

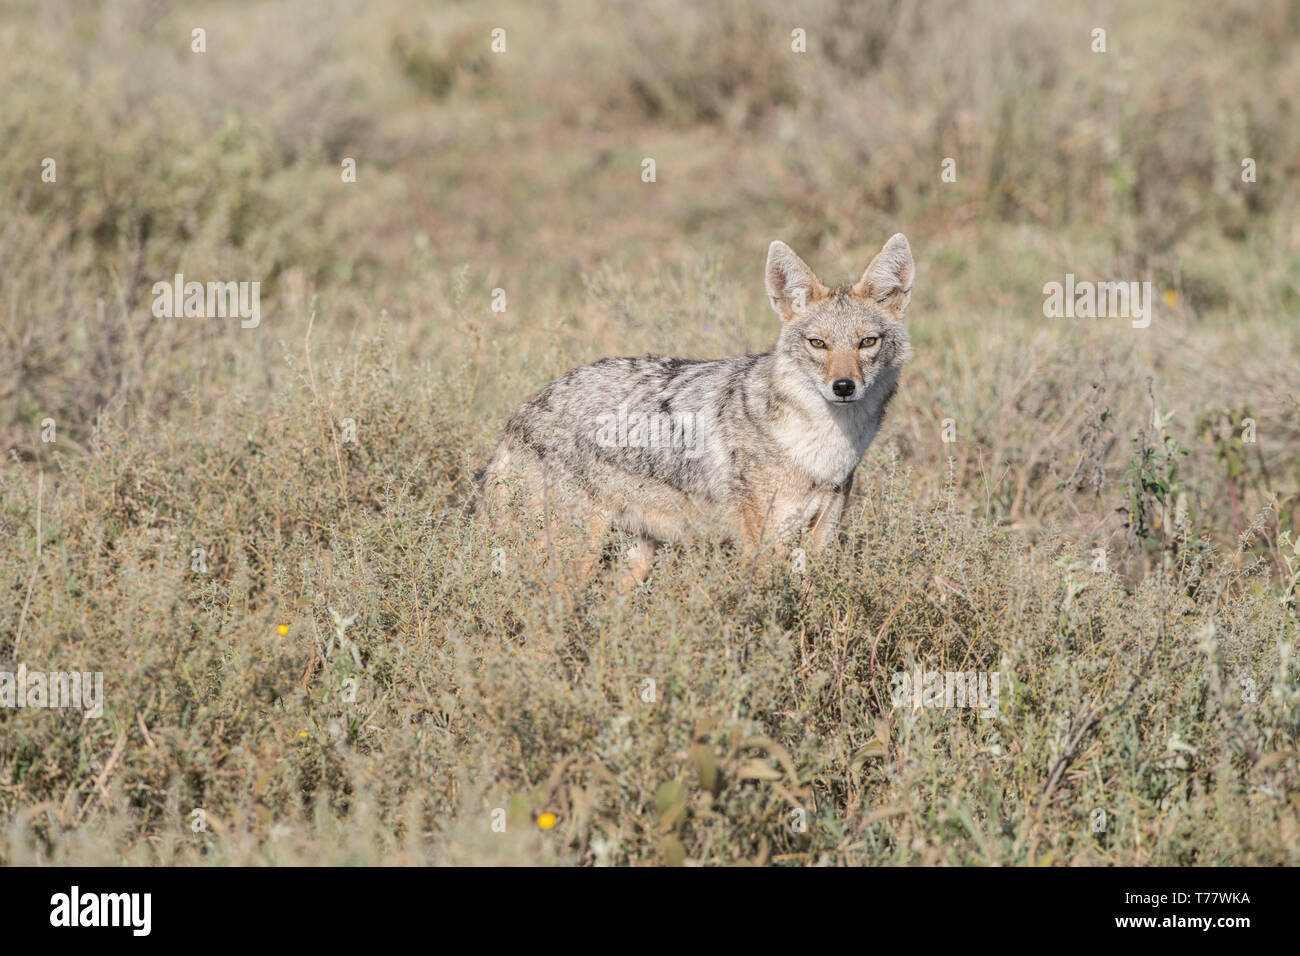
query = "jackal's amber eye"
(807, 338, 827, 349)
(859, 336, 879, 349)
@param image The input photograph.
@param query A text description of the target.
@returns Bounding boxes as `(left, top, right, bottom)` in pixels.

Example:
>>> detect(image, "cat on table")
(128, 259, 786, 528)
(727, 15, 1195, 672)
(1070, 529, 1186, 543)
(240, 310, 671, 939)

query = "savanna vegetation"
(1, 0, 1298, 864)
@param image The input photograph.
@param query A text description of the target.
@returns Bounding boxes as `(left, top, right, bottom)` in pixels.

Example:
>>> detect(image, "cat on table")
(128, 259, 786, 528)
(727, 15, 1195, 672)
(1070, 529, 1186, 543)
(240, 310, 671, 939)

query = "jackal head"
(765, 234, 914, 404)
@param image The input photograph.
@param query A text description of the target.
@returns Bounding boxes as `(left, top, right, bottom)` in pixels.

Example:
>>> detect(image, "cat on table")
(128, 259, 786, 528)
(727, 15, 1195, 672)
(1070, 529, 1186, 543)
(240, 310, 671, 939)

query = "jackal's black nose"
(832, 378, 856, 398)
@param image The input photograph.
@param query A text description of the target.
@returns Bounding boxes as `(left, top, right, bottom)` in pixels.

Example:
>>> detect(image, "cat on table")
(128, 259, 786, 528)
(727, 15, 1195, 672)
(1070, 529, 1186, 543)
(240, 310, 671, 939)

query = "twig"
(75, 729, 128, 825)
(14, 471, 44, 647)
(1037, 617, 1166, 813)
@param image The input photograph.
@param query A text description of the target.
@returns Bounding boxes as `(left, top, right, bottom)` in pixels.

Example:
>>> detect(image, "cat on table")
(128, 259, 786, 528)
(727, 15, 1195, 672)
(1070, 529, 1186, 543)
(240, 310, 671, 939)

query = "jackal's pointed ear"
(766, 240, 828, 322)
(853, 233, 915, 318)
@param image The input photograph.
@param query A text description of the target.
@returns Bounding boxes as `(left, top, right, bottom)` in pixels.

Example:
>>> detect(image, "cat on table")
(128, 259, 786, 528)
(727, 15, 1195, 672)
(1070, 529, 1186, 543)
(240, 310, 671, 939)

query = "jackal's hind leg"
(548, 507, 610, 605)
(616, 534, 657, 593)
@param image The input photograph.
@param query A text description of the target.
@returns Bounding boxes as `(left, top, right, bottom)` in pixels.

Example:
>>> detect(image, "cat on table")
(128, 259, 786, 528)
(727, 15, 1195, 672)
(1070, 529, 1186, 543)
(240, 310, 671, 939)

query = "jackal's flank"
(481, 234, 916, 585)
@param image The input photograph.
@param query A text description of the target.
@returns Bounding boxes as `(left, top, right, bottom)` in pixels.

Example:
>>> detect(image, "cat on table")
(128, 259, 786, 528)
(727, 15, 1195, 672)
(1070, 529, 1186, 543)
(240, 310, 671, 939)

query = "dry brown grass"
(1, 0, 1297, 864)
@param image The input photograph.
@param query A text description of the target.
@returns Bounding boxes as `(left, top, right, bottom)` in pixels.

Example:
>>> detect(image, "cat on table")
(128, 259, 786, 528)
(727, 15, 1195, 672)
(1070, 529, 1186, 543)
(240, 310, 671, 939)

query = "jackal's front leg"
(808, 480, 852, 553)
(738, 494, 796, 563)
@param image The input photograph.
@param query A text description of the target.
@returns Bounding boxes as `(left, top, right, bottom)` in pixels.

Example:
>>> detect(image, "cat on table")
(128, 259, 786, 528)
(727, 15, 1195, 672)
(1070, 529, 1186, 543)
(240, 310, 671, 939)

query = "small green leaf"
(660, 836, 686, 867)
(655, 780, 687, 828)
